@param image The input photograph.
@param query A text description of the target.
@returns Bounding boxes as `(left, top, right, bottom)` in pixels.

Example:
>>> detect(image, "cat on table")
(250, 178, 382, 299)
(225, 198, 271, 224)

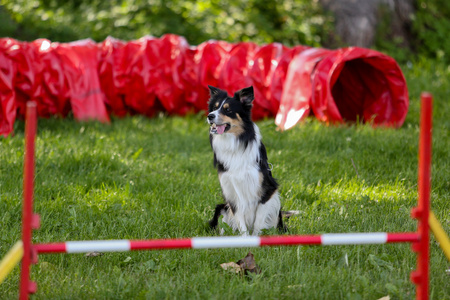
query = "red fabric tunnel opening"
(309, 49, 409, 128)
(332, 59, 384, 123)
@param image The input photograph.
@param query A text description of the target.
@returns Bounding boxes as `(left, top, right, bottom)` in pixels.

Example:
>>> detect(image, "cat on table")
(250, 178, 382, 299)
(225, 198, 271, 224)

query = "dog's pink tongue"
(216, 125, 226, 134)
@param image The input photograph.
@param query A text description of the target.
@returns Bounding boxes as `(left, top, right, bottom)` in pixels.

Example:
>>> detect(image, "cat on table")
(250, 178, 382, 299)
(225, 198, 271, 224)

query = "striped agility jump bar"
(34, 232, 419, 254)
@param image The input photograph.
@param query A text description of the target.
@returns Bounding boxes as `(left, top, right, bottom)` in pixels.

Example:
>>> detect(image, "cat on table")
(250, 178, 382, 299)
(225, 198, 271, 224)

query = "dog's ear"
(208, 85, 221, 97)
(236, 86, 254, 108)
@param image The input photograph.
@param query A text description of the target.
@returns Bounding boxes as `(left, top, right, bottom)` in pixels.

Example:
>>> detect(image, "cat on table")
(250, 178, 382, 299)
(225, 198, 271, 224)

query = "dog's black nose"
(207, 113, 215, 121)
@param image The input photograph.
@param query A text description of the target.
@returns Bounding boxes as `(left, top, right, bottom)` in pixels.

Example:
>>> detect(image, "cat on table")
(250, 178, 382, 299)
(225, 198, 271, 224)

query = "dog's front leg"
(234, 212, 249, 236)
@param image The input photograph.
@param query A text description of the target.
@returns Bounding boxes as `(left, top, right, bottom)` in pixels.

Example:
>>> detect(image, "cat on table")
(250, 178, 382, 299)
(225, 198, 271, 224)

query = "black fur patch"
(238, 118, 256, 149)
(215, 158, 226, 173)
(258, 143, 279, 204)
(277, 210, 287, 233)
(209, 203, 227, 229)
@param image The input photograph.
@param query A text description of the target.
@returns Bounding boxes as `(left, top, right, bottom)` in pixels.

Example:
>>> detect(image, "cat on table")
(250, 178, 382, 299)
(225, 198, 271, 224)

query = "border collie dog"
(207, 85, 285, 236)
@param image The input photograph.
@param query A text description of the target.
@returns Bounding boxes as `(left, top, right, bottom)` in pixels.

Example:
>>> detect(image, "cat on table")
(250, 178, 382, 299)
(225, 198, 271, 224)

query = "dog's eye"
(225, 107, 231, 113)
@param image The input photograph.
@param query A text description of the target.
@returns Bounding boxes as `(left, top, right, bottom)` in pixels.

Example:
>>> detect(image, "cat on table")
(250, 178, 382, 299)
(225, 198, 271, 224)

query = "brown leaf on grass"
(85, 252, 103, 257)
(220, 251, 262, 275)
(236, 251, 261, 275)
(220, 262, 241, 274)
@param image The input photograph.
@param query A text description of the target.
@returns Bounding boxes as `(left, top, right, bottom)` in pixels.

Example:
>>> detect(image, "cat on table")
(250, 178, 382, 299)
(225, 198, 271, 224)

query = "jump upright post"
(17, 94, 433, 299)
(411, 92, 433, 299)
(19, 102, 39, 300)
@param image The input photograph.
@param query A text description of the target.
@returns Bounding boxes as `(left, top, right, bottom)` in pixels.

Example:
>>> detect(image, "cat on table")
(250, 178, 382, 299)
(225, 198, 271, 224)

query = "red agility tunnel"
(0, 35, 409, 136)
(275, 47, 409, 129)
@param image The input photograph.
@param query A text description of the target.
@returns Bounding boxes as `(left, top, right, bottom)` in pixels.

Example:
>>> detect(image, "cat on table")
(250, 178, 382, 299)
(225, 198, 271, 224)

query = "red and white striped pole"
(411, 93, 433, 300)
(33, 233, 420, 254)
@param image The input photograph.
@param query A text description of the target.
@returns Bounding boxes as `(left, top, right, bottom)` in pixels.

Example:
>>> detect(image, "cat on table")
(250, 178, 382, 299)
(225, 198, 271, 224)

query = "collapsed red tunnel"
(0, 34, 408, 136)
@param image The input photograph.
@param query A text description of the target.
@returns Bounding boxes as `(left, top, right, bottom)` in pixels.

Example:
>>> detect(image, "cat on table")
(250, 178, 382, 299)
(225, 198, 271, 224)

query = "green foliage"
(0, 6, 18, 38)
(373, 0, 450, 64)
(373, 3, 412, 64)
(0, 0, 331, 46)
(2, 0, 449, 63)
(0, 0, 80, 42)
(413, 0, 450, 63)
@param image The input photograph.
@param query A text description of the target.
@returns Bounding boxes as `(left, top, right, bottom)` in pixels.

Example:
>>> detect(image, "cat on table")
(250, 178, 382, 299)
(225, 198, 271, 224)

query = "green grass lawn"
(1, 59, 449, 299)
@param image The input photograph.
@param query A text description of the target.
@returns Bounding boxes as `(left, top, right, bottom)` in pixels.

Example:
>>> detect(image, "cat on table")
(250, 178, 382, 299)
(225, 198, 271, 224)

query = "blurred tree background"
(0, 0, 449, 63)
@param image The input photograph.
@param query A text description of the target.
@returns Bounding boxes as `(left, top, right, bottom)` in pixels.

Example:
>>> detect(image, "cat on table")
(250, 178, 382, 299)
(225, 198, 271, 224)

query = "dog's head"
(207, 86, 254, 136)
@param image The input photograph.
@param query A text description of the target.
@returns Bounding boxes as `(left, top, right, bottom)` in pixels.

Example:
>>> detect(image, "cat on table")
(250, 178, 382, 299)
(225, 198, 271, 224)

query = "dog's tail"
(281, 210, 300, 219)
(277, 210, 300, 233)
